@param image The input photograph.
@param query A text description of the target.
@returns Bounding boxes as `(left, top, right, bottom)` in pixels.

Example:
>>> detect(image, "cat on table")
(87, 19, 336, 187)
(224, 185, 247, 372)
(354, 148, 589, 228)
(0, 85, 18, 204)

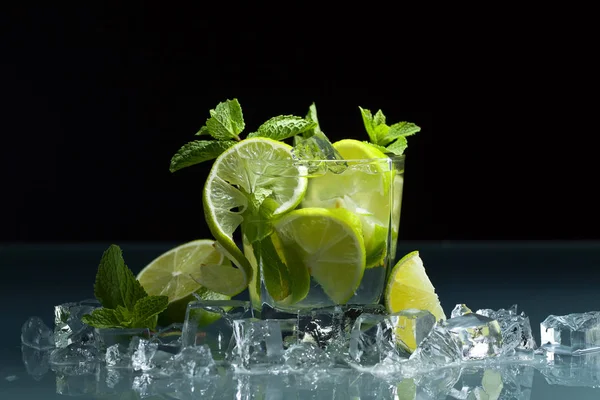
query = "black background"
(0, 4, 595, 243)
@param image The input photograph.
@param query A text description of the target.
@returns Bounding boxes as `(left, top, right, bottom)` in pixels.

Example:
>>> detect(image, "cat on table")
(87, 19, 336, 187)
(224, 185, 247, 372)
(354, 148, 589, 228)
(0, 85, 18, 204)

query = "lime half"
(136, 240, 231, 324)
(385, 251, 446, 350)
(273, 207, 366, 304)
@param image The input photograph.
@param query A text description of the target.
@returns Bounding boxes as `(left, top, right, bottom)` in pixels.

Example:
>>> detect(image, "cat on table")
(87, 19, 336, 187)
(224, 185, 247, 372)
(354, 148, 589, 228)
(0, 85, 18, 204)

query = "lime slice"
(273, 207, 366, 304)
(136, 240, 231, 324)
(203, 138, 308, 292)
(385, 251, 446, 351)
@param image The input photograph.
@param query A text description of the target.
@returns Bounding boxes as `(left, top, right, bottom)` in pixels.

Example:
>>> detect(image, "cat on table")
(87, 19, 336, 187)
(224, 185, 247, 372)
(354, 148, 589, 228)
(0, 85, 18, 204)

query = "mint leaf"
(248, 115, 316, 141)
(363, 141, 389, 154)
(373, 109, 386, 126)
(379, 122, 421, 146)
(205, 99, 245, 140)
(195, 126, 210, 136)
(131, 296, 168, 329)
(386, 136, 408, 155)
(304, 102, 322, 137)
(81, 308, 122, 329)
(359, 106, 377, 143)
(94, 245, 147, 311)
(254, 236, 290, 301)
(170, 140, 236, 172)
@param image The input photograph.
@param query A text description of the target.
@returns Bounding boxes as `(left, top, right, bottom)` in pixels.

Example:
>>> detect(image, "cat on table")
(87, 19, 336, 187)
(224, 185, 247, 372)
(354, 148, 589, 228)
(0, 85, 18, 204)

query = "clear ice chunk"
(298, 304, 386, 352)
(292, 132, 347, 174)
(162, 345, 216, 378)
(21, 344, 51, 381)
(408, 324, 462, 371)
(476, 305, 536, 355)
(232, 318, 296, 369)
(54, 301, 99, 348)
(283, 342, 334, 371)
(540, 311, 600, 354)
(349, 309, 435, 367)
(451, 304, 473, 318)
(94, 327, 151, 352)
(443, 313, 503, 360)
(181, 300, 253, 361)
(48, 344, 100, 375)
(104, 344, 131, 368)
(152, 323, 183, 353)
(129, 336, 158, 371)
(21, 316, 55, 350)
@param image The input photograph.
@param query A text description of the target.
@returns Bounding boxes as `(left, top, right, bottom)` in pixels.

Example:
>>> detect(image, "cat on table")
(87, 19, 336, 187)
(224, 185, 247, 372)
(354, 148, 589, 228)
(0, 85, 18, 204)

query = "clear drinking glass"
(242, 155, 405, 314)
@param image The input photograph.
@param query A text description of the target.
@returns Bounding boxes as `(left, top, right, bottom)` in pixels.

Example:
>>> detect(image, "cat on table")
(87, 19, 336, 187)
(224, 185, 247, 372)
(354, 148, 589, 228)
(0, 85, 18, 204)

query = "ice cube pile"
(19, 300, 600, 398)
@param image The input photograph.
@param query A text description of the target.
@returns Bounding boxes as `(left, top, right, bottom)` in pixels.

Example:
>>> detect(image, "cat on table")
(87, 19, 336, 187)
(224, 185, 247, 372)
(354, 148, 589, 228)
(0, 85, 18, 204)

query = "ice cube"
(292, 132, 347, 174)
(451, 304, 473, 318)
(349, 310, 435, 367)
(152, 323, 183, 353)
(232, 318, 296, 369)
(298, 305, 386, 351)
(104, 344, 131, 368)
(94, 327, 151, 352)
(476, 305, 536, 355)
(21, 344, 51, 381)
(443, 314, 503, 360)
(163, 345, 216, 378)
(283, 342, 334, 371)
(21, 316, 55, 350)
(181, 300, 253, 361)
(129, 336, 158, 371)
(54, 301, 99, 348)
(408, 324, 462, 370)
(540, 312, 600, 354)
(48, 344, 100, 375)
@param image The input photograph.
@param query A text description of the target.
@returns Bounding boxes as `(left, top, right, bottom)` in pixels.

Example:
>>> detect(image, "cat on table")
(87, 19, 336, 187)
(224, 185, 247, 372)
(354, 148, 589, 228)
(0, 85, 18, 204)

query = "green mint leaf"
(195, 126, 210, 136)
(386, 136, 408, 155)
(303, 102, 322, 137)
(130, 296, 168, 329)
(359, 106, 377, 143)
(94, 245, 147, 311)
(373, 109, 386, 126)
(378, 122, 421, 146)
(81, 308, 123, 329)
(363, 141, 389, 154)
(169, 140, 236, 172)
(248, 115, 316, 141)
(254, 236, 290, 301)
(205, 98, 245, 140)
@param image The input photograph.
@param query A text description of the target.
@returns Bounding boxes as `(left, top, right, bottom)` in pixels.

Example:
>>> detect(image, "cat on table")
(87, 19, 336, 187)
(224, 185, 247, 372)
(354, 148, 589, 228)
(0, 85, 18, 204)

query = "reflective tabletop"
(2, 241, 600, 399)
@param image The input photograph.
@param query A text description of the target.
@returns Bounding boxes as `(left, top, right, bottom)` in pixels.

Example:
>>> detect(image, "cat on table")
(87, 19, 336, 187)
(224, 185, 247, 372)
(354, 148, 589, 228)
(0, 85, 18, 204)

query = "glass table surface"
(2, 241, 600, 399)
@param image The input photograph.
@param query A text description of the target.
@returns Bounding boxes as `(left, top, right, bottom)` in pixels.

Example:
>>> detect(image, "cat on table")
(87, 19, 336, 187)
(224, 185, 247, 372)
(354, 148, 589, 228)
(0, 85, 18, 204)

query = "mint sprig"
(169, 140, 236, 173)
(81, 245, 168, 330)
(205, 98, 245, 140)
(359, 106, 421, 155)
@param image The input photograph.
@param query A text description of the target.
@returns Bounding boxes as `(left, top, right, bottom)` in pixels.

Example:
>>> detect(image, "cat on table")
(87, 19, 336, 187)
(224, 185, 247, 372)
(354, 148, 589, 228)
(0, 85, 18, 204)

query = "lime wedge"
(136, 240, 231, 324)
(273, 207, 366, 304)
(203, 137, 308, 293)
(385, 251, 446, 351)
(302, 139, 394, 268)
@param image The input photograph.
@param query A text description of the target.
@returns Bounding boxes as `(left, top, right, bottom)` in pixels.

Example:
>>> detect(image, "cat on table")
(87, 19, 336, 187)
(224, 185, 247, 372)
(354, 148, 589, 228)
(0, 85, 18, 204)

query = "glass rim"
(240, 155, 406, 164)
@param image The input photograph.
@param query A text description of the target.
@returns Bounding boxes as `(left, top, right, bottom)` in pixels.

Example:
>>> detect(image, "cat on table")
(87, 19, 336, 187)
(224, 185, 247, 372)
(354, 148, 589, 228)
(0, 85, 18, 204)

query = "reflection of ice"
(540, 312, 600, 354)
(21, 344, 51, 381)
(449, 364, 534, 400)
(21, 316, 54, 350)
(48, 344, 100, 375)
(540, 351, 600, 388)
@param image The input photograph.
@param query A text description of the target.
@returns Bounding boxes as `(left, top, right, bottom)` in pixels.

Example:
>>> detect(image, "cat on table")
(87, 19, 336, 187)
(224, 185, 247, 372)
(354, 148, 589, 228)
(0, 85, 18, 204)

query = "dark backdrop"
(0, 4, 595, 243)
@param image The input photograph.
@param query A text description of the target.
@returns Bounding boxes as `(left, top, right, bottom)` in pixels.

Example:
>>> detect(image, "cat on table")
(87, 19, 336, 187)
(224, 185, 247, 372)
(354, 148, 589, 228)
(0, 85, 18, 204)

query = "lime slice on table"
(273, 207, 366, 304)
(203, 137, 308, 297)
(385, 250, 446, 351)
(136, 239, 231, 325)
(302, 139, 394, 268)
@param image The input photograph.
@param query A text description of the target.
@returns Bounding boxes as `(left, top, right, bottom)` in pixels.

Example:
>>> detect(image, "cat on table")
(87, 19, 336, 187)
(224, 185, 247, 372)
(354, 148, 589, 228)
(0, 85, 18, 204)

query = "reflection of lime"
(302, 139, 393, 268)
(273, 207, 366, 304)
(396, 378, 417, 400)
(203, 137, 308, 294)
(385, 251, 446, 350)
(136, 240, 230, 324)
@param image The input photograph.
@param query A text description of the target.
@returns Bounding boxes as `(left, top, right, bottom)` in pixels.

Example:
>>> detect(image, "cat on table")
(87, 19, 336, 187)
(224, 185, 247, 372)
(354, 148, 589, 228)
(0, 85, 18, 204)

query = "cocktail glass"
(241, 154, 405, 314)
